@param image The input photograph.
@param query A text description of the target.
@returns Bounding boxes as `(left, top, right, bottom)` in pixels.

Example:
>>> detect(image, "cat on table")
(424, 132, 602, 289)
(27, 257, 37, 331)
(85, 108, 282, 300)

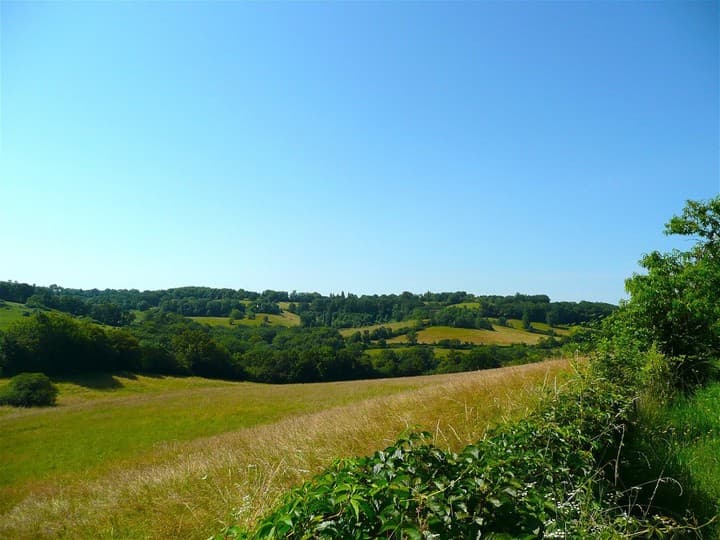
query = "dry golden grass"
(0, 360, 569, 539)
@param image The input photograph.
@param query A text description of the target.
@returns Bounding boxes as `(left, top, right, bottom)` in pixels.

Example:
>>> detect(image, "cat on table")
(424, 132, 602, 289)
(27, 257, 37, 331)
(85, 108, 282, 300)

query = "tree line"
(0, 282, 615, 329)
(0, 308, 570, 384)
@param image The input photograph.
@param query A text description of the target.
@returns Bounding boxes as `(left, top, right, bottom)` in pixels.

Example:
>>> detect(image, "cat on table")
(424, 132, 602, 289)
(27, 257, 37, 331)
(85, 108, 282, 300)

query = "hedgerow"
(0, 372, 58, 407)
(218, 373, 684, 539)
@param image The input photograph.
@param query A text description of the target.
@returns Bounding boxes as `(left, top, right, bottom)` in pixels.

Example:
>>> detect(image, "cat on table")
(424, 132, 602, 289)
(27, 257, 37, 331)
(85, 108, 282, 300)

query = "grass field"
(388, 324, 547, 346)
(338, 320, 418, 337)
(452, 302, 482, 309)
(191, 310, 300, 328)
(505, 318, 570, 336)
(0, 301, 32, 330)
(0, 360, 570, 539)
(365, 346, 464, 359)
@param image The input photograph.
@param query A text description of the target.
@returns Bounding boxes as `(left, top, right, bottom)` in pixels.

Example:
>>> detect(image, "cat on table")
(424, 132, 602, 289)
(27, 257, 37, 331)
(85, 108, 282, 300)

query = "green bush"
(0, 372, 58, 407)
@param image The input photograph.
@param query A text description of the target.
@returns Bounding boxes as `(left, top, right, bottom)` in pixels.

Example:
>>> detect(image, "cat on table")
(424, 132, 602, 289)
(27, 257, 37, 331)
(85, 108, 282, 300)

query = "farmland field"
(388, 324, 547, 345)
(338, 320, 418, 337)
(365, 346, 459, 359)
(191, 310, 300, 328)
(653, 381, 720, 527)
(0, 360, 570, 539)
(505, 318, 570, 335)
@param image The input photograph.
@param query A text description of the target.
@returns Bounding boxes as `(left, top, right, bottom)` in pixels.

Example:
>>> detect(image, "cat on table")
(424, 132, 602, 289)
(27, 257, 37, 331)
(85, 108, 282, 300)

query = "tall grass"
(0, 301, 31, 330)
(621, 381, 720, 537)
(0, 360, 568, 539)
(0, 374, 428, 499)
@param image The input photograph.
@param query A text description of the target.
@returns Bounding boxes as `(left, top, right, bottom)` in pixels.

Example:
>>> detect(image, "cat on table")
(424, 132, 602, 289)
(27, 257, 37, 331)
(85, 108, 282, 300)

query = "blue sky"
(1, 1, 717, 303)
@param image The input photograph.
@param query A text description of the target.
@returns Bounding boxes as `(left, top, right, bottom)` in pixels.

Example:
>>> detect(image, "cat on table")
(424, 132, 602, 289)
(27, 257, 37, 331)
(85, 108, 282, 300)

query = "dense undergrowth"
(620, 381, 720, 539)
(218, 367, 709, 539)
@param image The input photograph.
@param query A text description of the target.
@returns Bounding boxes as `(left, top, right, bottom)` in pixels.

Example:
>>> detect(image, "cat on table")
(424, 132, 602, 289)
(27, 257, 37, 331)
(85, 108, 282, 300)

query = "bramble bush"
(0, 372, 58, 407)
(217, 373, 682, 539)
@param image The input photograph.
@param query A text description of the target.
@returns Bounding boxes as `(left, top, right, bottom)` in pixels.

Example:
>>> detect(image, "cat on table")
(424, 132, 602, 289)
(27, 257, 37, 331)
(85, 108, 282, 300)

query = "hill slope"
(0, 360, 570, 539)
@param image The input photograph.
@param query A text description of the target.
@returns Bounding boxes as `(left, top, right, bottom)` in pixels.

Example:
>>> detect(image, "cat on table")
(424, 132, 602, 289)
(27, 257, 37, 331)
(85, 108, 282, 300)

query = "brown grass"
(0, 360, 570, 539)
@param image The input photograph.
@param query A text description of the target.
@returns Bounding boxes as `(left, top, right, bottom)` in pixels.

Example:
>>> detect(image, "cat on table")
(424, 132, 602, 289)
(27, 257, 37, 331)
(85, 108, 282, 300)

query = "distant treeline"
(0, 311, 559, 384)
(0, 281, 615, 328)
(0, 280, 611, 385)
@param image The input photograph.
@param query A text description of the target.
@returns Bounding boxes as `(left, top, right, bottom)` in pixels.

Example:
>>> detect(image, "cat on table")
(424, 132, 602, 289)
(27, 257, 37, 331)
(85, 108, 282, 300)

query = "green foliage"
(431, 306, 494, 330)
(0, 312, 142, 376)
(211, 198, 717, 539)
(405, 328, 418, 345)
(0, 372, 58, 407)
(0, 282, 615, 330)
(436, 348, 501, 373)
(599, 196, 720, 391)
(665, 197, 720, 246)
(367, 347, 437, 378)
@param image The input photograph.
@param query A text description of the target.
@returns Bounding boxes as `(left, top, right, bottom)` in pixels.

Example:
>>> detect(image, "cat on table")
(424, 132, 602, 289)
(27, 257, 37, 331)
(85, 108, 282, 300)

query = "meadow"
(0, 360, 570, 539)
(388, 324, 547, 345)
(190, 310, 301, 328)
(0, 301, 32, 330)
(338, 320, 417, 337)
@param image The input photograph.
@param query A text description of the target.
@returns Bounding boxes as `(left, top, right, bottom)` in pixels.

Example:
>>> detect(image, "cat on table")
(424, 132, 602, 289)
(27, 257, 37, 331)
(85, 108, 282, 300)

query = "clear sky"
(1, 1, 717, 303)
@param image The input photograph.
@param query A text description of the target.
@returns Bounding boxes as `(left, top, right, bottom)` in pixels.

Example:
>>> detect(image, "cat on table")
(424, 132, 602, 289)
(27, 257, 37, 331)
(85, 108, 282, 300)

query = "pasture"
(190, 310, 300, 328)
(0, 301, 32, 330)
(0, 360, 570, 539)
(505, 318, 570, 335)
(338, 320, 418, 337)
(388, 324, 547, 345)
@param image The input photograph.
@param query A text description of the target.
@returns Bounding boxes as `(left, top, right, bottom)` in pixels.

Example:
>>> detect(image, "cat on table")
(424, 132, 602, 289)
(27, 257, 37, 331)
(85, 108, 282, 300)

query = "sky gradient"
(1, 1, 718, 303)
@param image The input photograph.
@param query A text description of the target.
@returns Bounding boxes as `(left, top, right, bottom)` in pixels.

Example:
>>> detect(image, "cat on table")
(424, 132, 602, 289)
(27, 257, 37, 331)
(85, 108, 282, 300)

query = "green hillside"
(0, 361, 568, 539)
(0, 301, 32, 330)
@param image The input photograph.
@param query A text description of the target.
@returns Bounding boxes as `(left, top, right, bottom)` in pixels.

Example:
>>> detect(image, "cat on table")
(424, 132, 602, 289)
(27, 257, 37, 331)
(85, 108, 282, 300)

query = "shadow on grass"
(53, 372, 125, 390)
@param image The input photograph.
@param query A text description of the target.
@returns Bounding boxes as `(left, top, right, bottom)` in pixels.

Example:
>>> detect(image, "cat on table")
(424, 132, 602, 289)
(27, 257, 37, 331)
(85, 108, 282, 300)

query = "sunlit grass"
(191, 311, 301, 328)
(505, 318, 570, 335)
(338, 320, 418, 337)
(0, 374, 424, 499)
(0, 360, 570, 539)
(387, 324, 546, 345)
(0, 301, 32, 330)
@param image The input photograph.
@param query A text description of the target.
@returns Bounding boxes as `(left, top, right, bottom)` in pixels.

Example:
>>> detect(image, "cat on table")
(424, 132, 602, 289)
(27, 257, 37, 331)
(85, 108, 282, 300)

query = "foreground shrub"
(0, 372, 58, 407)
